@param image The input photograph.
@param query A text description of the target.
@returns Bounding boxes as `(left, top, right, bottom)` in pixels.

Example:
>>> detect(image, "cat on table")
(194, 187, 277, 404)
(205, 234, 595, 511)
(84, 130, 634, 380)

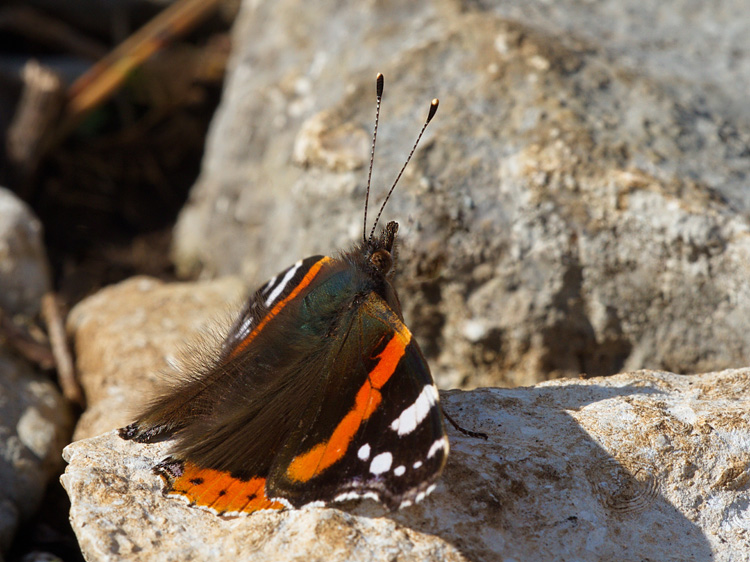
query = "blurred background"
(1, 0, 750, 559)
(0, 0, 236, 304)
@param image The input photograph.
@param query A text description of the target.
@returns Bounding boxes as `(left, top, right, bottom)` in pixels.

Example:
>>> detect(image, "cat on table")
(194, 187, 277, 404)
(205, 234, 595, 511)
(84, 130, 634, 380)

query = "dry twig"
(41, 292, 85, 407)
(6, 60, 65, 181)
(0, 307, 55, 369)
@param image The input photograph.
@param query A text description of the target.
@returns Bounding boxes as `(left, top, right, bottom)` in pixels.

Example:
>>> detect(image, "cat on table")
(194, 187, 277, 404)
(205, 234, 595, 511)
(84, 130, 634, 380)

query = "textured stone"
(0, 187, 51, 317)
(66, 276, 245, 440)
(62, 369, 750, 561)
(0, 350, 73, 553)
(63, 271, 749, 560)
(171, 0, 750, 388)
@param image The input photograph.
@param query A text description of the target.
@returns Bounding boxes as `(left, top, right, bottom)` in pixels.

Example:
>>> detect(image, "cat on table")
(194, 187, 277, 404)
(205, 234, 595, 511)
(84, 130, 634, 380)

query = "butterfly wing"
(122, 255, 447, 514)
(267, 290, 448, 510)
(219, 256, 329, 359)
(120, 255, 328, 443)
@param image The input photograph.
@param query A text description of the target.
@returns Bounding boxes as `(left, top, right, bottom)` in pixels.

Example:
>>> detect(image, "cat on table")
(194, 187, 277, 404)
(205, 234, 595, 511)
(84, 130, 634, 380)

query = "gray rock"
(0, 187, 51, 317)
(172, 1, 750, 388)
(0, 188, 65, 555)
(62, 369, 750, 561)
(475, 0, 750, 152)
(0, 350, 73, 553)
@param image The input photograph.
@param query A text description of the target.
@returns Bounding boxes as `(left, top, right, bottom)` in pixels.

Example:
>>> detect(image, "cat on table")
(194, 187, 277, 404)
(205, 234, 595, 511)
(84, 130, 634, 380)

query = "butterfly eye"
(370, 249, 393, 274)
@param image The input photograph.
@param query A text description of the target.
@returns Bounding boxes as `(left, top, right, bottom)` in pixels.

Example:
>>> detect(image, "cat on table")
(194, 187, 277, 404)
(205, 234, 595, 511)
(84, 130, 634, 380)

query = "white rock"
(66, 276, 244, 441)
(62, 369, 749, 561)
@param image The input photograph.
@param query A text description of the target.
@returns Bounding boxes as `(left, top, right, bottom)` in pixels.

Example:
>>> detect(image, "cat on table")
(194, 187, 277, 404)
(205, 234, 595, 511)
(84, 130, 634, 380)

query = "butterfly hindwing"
(120, 255, 330, 444)
(124, 255, 345, 514)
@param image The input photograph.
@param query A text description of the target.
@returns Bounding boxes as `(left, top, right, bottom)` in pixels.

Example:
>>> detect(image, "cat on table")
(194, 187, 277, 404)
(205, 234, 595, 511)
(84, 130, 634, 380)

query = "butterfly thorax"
(295, 220, 401, 331)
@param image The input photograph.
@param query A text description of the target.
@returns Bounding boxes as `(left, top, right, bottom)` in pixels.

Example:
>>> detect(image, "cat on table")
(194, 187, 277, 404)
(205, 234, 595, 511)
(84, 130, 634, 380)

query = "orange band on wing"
(229, 257, 332, 359)
(286, 307, 411, 483)
(167, 462, 285, 514)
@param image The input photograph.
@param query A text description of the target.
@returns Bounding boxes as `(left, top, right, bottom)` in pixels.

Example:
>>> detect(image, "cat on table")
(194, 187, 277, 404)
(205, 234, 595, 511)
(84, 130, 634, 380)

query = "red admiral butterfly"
(120, 74, 465, 515)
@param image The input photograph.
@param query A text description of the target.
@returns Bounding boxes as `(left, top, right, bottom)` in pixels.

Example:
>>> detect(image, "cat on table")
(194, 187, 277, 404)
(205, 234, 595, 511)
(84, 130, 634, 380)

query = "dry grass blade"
(64, 0, 223, 128)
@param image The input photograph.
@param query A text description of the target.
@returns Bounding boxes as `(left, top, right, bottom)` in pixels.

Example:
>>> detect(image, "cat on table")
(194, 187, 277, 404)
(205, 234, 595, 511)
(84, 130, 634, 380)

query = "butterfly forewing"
(267, 291, 447, 510)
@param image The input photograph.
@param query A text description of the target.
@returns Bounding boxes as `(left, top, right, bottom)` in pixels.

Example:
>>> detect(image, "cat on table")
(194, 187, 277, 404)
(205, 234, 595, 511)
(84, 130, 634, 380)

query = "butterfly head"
(361, 74, 437, 275)
(368, 220, 398, 277)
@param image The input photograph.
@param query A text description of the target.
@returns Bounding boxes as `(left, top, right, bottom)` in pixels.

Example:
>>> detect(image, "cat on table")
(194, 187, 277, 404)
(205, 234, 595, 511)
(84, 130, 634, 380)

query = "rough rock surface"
(0, 350, 73, 553)
(63, 273, 749, 559)
(0, 187, 51, 317)
(171, 0, 750, 389)
(62, 369, 750, 562)
(66, 275, 244, 441)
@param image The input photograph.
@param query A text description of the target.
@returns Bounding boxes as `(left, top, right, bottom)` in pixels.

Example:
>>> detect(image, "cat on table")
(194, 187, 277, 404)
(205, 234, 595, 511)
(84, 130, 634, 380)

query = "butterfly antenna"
(363, 73, 385, 244)
(368, 97, 439, 243)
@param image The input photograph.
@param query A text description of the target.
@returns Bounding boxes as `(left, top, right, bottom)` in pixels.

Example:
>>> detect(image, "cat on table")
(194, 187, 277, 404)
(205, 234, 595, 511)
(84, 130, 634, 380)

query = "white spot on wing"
(168, 492, 194, 507)
(334, 491, 379, 503)
(394, 465, 406, 476)
(270, 497, 294, 510)
(413, 461, 422, 469)
(262, 274, 278, 296)
(265, 260, 303, 307)
(369, 452, 393, 475)
(237, 316, 253, 339)
(427, 437, 447, 459)
(358, 444, 371, 461)
(389, 385, 439, 435)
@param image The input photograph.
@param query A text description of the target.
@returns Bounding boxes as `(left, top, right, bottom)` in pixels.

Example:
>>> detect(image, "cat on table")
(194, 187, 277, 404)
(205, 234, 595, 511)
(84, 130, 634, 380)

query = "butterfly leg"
(441, 405, 488, 440)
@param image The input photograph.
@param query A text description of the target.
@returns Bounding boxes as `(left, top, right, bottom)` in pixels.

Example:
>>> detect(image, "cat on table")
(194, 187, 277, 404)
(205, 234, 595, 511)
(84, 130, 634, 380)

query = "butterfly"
(120, 73, 469, 516)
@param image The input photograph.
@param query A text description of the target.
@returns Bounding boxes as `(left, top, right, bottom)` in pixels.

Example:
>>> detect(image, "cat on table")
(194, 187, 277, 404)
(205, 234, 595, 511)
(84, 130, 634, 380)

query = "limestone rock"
(62, 369, 750, 561)
(66, 275, 245, 440)
(0, 187, 51, 317)
(171, 1, 750, 388)
(62, 272, 749, 559)
(0, 350, 73, 553)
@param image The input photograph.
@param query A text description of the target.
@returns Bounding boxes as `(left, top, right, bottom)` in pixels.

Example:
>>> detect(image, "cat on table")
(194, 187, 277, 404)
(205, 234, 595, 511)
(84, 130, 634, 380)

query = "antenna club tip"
(376, 73, 384, 96)
(427, 98, 439, 122)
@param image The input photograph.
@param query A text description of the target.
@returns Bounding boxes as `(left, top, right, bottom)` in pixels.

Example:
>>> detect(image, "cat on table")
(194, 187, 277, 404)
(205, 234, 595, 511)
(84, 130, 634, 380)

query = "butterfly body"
(121, 221, 449, 514)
